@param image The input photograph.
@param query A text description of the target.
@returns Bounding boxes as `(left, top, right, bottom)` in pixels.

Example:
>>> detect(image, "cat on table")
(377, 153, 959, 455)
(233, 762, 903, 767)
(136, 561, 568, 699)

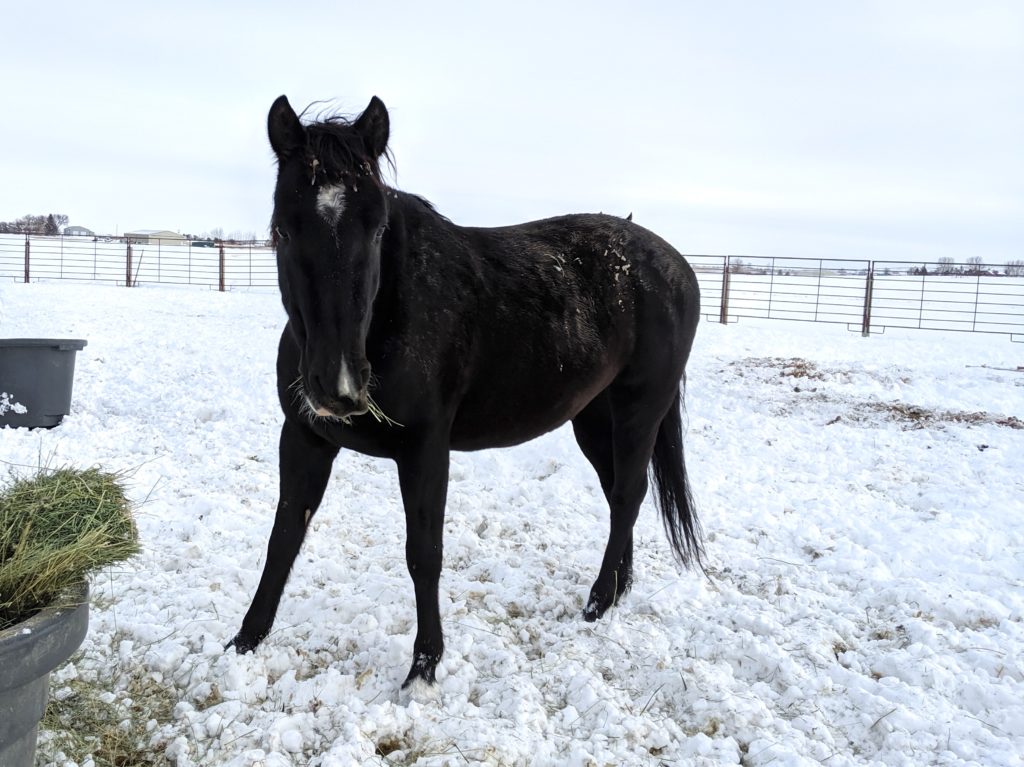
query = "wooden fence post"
(126, 241, 133, 287)
(861, 263, 875, 336)
(23, 235, 30, 283)
(218, 243, 226, 292)
(719, 256, 731, 324)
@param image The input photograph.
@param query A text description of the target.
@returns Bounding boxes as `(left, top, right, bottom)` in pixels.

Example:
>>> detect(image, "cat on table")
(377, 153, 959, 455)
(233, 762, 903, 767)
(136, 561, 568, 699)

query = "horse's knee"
(405, 540, 442, 579)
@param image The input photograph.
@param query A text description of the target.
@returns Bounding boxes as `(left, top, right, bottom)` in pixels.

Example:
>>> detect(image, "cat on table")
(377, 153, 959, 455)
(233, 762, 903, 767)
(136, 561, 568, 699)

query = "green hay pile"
(0, 467, 139, 631)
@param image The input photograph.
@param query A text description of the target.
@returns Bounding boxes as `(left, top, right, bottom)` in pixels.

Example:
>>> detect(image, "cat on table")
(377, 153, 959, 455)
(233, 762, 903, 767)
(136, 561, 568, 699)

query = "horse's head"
(267, 95, 391, 421)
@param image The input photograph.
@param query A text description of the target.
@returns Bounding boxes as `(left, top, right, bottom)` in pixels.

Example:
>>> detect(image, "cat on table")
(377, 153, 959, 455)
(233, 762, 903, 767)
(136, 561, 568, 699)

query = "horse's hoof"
(226, 632, 259, 654)
(400, 676, 441, 705)
(402, 653, 439, 688)
(584, 566, 632, 621)
(583, 591, 612, 622)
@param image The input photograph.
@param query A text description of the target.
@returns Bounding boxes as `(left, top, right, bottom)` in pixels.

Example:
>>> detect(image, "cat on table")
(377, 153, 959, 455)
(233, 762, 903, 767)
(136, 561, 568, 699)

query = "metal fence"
(0, 233, 276, 290)
(3, 234, 1022, 340)
(686, 255, 1020, 340)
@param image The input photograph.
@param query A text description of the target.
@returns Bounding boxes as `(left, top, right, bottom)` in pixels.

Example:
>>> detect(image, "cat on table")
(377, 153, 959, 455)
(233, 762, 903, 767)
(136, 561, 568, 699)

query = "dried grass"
(39, 668, 175, 767)
(0, 466, 139, 630)
(367, 393, 403, 427)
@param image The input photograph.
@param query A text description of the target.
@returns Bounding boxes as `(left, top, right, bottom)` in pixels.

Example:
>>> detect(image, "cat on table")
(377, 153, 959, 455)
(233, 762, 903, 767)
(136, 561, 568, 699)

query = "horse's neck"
(388, 188, 456, 230)
(385, 188, 461, 261)
(374, 188, 459, 320)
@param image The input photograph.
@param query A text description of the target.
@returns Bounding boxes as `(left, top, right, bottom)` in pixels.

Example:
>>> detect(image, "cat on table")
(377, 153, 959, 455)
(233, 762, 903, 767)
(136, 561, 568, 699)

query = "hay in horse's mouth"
(332, 395, 402, 427)
(366, 394, 403, 427)
(291, 376, 401, 427)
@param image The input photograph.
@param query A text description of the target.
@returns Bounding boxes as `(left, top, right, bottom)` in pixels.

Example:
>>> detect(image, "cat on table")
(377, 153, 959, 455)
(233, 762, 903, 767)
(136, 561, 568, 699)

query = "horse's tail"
(651, 385, 704, 570)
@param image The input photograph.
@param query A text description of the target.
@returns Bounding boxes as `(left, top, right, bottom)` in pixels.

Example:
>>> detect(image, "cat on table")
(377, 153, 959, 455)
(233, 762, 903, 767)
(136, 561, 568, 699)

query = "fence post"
(23, 235, 30, 283)
(126, 241, 133, 287)
(219, 243, 226, 292)
(719, 256, 731, 324)
(861, 262, 875, 336)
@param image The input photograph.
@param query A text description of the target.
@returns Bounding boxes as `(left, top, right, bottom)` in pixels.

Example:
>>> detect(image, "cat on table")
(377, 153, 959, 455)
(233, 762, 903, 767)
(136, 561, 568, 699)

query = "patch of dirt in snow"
(731, 356, 1023, 430)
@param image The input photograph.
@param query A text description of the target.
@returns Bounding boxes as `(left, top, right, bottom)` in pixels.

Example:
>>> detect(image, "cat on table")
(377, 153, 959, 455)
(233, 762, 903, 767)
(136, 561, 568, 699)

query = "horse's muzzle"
(307, 390, 368, 420)
(301, 372, 369, 420)
(301, 355, 371, 420)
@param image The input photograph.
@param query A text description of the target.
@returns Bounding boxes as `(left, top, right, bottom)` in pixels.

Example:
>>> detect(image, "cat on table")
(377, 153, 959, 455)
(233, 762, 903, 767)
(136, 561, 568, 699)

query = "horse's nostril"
(307, 371, 328, 400)
(334, 390, 367, 416)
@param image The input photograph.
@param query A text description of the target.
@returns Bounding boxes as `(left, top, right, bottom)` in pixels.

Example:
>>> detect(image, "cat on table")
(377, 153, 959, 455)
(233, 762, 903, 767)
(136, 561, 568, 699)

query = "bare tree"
(936, 257, 956, 275)
(0, 213, 69, 234)
(965, 256, 984, 275)
(1006, 260, 1024, 277)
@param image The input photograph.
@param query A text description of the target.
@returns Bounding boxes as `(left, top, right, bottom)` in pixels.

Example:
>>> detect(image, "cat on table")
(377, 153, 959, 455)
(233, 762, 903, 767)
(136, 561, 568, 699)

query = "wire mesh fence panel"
(222, 246, 277, 289)
(872, 262, 1024, 335)
(724, 256, 870, 326)
(973, 276, 1024, 334)
(0, 234, 27, 280)
(21, 236, 63, 280)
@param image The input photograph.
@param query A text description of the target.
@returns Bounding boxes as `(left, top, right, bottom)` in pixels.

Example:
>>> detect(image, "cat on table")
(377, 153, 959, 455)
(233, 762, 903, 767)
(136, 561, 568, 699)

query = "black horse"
(230, 95, 703, 690)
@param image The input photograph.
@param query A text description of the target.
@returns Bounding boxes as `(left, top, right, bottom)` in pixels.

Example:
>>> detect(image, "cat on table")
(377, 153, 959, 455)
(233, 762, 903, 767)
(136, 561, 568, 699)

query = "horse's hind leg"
(229, 419, 339, 653)
(572, 391, 634, 606)
(582, 381, 669, 622)
(572, 390, 615, 498)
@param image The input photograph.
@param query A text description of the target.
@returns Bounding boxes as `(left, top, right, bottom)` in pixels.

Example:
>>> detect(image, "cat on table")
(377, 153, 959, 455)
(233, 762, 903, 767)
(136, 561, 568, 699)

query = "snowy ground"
(1, 282, 1022, 767)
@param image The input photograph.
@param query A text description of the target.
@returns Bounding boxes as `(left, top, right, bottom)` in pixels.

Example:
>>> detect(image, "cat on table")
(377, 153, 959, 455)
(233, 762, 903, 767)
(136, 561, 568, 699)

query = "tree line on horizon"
(0, 213, 68, 235)
(908, 256, 1024, 278)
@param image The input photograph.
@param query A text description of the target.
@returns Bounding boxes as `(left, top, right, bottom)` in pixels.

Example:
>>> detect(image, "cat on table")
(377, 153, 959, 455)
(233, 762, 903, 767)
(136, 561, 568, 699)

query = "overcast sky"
(2, 1, 1021, 265)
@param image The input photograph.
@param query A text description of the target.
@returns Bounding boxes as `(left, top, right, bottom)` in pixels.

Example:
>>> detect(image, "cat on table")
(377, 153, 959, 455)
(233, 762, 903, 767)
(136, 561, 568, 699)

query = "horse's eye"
(373, 226, 386, 242)
(274, 225, 289, 243)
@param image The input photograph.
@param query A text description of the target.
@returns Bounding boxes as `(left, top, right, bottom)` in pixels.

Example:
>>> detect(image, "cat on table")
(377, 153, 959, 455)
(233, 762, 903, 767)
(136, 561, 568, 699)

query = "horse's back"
(472, 212, 693, 276)
(447, 213, 698, 449)
(465, 212, 697, 317)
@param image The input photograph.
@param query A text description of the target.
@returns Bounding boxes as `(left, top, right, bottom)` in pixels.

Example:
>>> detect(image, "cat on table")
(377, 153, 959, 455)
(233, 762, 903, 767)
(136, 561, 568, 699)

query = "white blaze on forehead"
(316, 183, 346, 225)
(337, 357, 359, 399)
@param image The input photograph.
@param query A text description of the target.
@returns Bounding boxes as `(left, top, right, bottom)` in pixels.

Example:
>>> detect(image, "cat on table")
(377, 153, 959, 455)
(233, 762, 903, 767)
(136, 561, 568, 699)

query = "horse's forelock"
(303, 115, 395, 186)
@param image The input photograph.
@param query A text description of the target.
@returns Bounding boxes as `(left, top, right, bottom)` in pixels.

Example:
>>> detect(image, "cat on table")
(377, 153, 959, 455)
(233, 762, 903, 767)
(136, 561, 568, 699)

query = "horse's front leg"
(395, 434, 450, 688)
(229, 419, 339, 653)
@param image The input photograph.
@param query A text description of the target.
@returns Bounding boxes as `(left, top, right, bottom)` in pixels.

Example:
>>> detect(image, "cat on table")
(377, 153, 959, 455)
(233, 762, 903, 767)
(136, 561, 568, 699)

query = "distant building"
(124, 229, 188, 246)
(64, 225, 94, 237)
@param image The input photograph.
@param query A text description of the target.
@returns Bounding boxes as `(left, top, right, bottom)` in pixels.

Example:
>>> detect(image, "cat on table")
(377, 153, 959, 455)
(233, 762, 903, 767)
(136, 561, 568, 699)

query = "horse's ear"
(268, 95, 305, 159)
(354, 96, 390, 159)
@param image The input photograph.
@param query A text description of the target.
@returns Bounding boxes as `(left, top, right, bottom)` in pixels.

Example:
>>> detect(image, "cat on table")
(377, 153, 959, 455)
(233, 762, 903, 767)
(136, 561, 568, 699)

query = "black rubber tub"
(0, 339, 88, 429)
(0, 582, 90, 767)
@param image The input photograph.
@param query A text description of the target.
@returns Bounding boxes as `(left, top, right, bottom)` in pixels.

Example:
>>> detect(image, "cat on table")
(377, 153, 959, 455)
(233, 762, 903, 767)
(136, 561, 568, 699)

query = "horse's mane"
(411, 194, 443, 217)
(302, 105, 395, 184)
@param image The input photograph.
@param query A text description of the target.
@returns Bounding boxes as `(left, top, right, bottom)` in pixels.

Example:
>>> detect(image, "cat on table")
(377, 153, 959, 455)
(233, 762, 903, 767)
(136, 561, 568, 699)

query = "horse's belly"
(449, 405, 582, 451)
(449, 360, 616, 451)
(449, 271, 633, 450)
